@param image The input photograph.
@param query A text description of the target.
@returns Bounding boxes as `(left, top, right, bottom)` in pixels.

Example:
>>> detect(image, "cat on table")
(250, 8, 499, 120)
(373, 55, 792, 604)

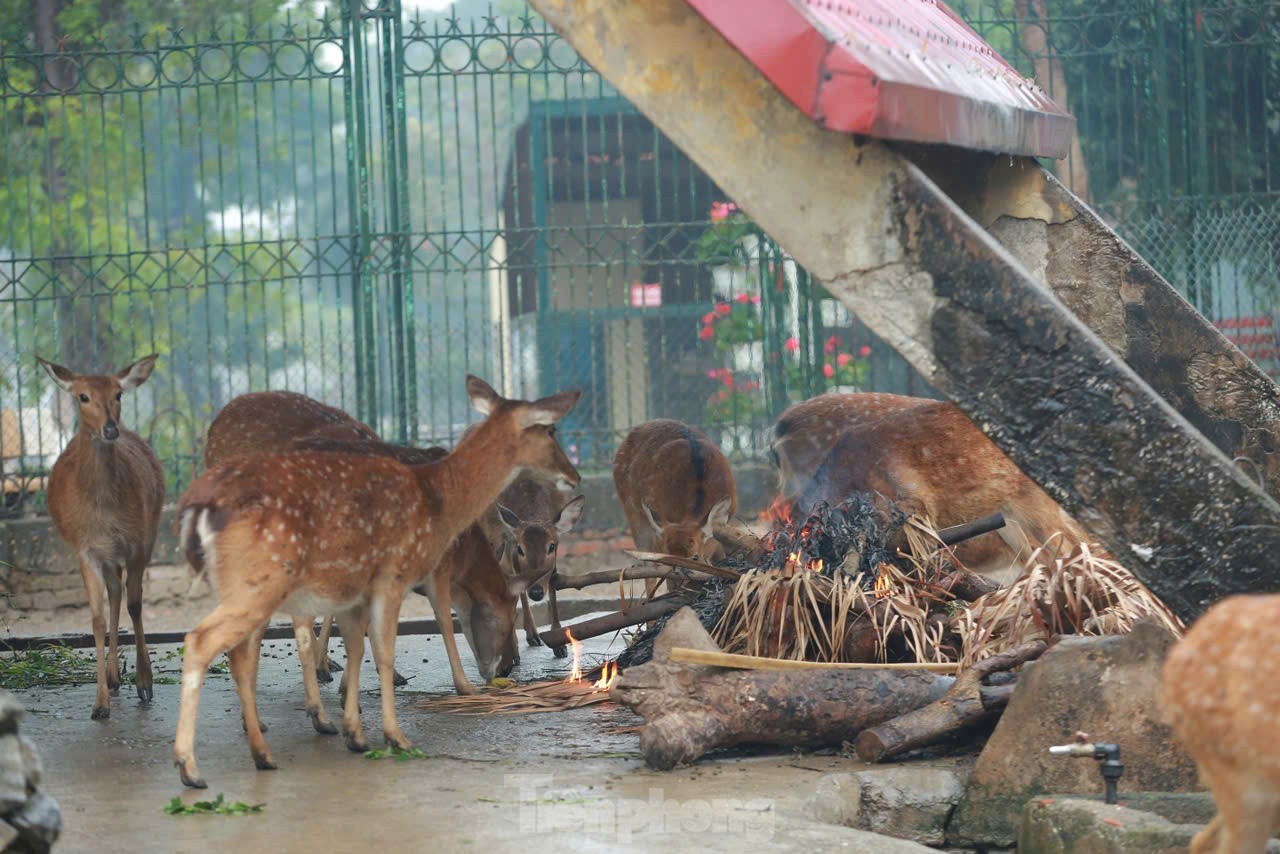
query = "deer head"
(642, 496, 733, 563)
(37, 354, 158, 443)
(497, 494, 585, 602)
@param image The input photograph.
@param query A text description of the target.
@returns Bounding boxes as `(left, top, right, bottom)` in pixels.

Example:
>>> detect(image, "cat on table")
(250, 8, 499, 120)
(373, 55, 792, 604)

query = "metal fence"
(1, 0, 1277, 516)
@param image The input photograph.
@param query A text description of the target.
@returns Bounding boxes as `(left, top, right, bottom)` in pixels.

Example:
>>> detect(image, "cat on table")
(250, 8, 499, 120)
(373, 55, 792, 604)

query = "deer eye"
(516, 546, 526, 558)
(78, 393, 89, 403)
(548, 543, 556, 554)
(114, 392, 122, 401)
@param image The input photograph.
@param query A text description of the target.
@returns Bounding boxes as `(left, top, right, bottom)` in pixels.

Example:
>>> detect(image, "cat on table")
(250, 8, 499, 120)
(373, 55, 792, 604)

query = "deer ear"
(519, 389, 581, 427)
(702, 496, 734, 539)
(117, 353, 159, 390)
(554, 495, 585, 533)
(466, 375, 501, 416)
(496, 503, 520, 531)
(642, 501, 663, 535)
(36, 356, 76, 392)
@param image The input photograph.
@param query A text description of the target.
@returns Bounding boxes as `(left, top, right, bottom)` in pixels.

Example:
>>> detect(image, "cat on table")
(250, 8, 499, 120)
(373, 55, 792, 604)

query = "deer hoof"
(253, 752, 278, 771)
(526, 634, 544, 648)
(327, 658, 343, 673)
(136, 683, 153, 703)
(308, 710, 338, 735)
(344, 731, 369, 753)
(315, 667, 333, 684)
(392, 670, 409, 688)
(91, 705, 110, 720)
(551, 645, 568, 659)
(176, 760, 207, 790)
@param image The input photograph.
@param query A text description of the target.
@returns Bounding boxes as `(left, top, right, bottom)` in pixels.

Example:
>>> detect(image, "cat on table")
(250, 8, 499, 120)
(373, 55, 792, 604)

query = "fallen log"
(538, 597, 684, 647)
(853, 640, 1048, 763)
(937, 567, 1004, 602)
(612, 608, 954, 769)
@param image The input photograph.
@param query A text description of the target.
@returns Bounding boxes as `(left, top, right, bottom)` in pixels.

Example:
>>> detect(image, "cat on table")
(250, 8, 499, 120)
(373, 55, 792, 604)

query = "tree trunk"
(1014, 0, 1090, 200)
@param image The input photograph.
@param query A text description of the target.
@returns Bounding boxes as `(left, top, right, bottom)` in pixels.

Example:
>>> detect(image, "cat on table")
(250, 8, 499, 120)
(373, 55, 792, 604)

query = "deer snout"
(528, 583, 545, 602)
(101, 420, 120, 441)
(555, 474, 579, 492)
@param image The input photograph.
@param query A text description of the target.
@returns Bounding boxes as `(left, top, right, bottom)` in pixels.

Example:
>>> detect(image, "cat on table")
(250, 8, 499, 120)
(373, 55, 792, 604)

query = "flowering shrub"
(695, 200, 757, 266)
(783, 335, 872, 392)
(704, 368, 766, 423)
(697, 293, 763, 353)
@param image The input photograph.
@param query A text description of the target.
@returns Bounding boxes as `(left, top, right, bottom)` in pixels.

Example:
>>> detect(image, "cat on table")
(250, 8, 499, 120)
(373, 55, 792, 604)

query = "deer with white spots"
(1163, 594, 1280, 854)
(769, 392, 1090, 579)
(173, 376, 579, 787)
(613, 419, 737, 596)
(36, 354, 164, 721)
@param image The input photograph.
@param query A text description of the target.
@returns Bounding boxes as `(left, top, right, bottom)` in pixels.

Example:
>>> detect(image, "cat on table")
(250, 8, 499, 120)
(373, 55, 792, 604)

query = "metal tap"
(1049, 731, 1124, 805)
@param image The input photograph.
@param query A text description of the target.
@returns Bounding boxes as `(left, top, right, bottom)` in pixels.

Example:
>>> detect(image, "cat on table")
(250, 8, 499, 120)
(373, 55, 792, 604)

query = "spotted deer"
(1162, 594, 1280, 854)
(37, 354, 165, 720)
(486, 474, 585, 660)
(614, 419, 736, 596)
(173, 376, 579, 787)
(769, 392, 1090, 579)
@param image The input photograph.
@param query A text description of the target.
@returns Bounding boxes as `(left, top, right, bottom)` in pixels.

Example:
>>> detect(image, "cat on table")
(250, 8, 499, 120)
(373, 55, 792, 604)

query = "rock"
(652, 606, 722, 662)
(1019, 794, 1280, 853)
(0, 818, 17, 850)
(0, 694, 22, 738)
(948, 623, 1199, 848)
(857, 766, 968, 845)
(805, 773, 864, 828)
(7, 791, 61, 854)
(17, 737, 41, 790)
(783, 822, 938, 852)
(0, 736, 28, 815)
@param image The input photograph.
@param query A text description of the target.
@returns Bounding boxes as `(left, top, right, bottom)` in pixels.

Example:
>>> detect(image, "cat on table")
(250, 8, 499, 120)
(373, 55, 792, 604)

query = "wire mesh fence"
(1, 0, 1278, 517)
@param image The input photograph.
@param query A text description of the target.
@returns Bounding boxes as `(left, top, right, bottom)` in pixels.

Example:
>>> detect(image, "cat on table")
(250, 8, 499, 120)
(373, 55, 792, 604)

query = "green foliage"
(164, 794, 265, 816)
(694, 201, 757, 266)
(696, 298, 763, 354)
(363, 746, 427, 761)
(0, 643, 182, 689)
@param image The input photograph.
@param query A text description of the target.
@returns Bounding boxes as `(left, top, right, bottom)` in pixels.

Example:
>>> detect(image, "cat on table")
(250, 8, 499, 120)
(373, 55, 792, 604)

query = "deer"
(1162, 593, 1280, 853)
(485, 474, 585, 660)
(613, 419, 736, 597)
(36, 354, 164, 720)
(769, 392, 1091, 579)
(173, 376, 579, 787)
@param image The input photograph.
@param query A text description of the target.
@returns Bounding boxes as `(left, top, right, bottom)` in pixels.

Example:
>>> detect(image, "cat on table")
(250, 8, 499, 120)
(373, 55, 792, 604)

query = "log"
(537, 597, 683, 647)
(938, 568, 1004, 601)
(937, 513, 1006, 547)
(611, 608, 954, 769)
(853, 640, 1048, 763)
(554, 564, 722, 591)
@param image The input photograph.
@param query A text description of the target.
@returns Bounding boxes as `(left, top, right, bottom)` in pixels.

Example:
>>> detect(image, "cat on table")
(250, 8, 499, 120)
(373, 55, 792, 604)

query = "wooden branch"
(938, 568, 1004, 601)
(937, 513, 1006, 547)
(554, 564, 721, 591)
(853, 640, 1048, 763)
(537, 597, 683, 647)
(624, 550, 742, 580)
(668, 648, 959, 673)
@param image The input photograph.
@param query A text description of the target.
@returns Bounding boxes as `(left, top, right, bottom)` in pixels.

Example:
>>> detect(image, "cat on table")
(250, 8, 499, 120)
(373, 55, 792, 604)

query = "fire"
(763, 494, 794, 527)
(566, 629, 583, 683)
(592, 660, 619, 692)
(874, 564, 894, 599)
(810, 558, 823, 573)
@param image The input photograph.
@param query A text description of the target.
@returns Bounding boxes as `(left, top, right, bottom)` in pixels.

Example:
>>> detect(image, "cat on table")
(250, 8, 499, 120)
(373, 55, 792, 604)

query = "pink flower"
(707, 369, 719, 379)
(837, 353, 852, 367)
(699, 325, 715, 341)
(715, 303, 732, 316)
(784, 337, 799, 352)
(702, 312, 716, 325)
(823, 363, 835, 379)
(735, 293, 751, 304)
(824, 335, 839, 355)
(722, 374, 735, 388)
(743, 380, 759, 391)
(709, 202, 730, 222)
(858, 345, 872, 358)
(750, 295, 761, 304)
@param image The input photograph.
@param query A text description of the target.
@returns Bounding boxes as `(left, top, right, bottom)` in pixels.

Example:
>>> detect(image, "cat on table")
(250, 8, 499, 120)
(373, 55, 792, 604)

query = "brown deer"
(1162, 594, 1280, 853)
(37, 354, 164, 720)
(486, 475, 585, 660)
(614, 420, 736, 595)
(770, 393, 1089, 578)
(174, 376, 579, 787)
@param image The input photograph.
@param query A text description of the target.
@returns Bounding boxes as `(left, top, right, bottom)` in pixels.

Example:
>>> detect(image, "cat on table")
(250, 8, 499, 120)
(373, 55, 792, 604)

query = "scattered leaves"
(164, 794, 264, 816)
(363, 746, 427, 761)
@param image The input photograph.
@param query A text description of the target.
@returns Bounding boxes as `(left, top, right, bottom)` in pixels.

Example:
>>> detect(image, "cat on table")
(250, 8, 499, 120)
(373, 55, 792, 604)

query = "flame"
(763, 494, 794, 527)
(592, 660, 619, 692)
(566, 629, 583, 683)
(809, 558, 823, 573)
(873, 564, 894, 599)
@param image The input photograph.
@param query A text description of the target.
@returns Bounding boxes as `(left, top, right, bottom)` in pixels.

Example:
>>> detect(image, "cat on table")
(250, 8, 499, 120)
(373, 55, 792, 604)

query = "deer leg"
(226, 626, 276, 771)
(79, 556, 111, 720)
(521, 594, 541, 647)
(548, 576, 567, 659)
(434, 573, 476, 695)
(314, 616, 336, 683)
(235, 623, 268, 735)
(367, 590, 412, 750)
(104, 564, 123, 695)
(335, 607, 370, 752)
(293, 616, 337, 735)
(125, 560, 152, 702)
(174, 601, 274, 789)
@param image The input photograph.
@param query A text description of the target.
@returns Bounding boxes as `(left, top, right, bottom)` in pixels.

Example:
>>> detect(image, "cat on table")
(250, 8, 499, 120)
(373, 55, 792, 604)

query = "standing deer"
(37, 354, 164, 720)
(614, 420, 736, 595)
(770, 393, 1090, 579)
(1162, 594, 1280, 854)
(174, 376, 579, 786)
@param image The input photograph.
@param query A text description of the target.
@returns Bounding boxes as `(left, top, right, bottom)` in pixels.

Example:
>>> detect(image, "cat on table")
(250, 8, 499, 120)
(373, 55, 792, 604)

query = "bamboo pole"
(669, 647, 960, 673)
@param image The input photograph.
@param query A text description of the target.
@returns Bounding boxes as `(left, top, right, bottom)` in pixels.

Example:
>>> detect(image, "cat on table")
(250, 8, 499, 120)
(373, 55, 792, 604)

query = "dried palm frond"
(415, 664, 618, 716)
(954, 539, 1185, 667)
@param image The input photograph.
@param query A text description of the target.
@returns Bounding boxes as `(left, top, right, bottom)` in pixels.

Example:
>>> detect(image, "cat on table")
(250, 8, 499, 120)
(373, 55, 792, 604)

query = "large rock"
(947, 622, 1199, 847)
(807, 766, 969, 846)
(0, 736, 27, 815)
(7, 791, 62, 854)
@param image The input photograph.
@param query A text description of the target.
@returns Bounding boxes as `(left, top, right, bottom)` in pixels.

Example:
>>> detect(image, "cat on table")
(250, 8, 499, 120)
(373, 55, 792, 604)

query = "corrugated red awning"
(685, 0, 1074, 158)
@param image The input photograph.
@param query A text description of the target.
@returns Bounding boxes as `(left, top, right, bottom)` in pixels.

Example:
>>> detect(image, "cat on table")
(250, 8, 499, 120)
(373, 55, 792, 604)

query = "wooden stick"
(668, 647, 960, 673)
(538, 597, 684, 646)
(937, 512, 1006, 547)
(624, 550, 742, 580)
(555, 564, 720, 591)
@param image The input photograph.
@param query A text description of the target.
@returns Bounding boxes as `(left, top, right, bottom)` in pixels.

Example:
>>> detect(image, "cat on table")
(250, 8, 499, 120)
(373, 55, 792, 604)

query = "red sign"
(630, 283, 662, 307)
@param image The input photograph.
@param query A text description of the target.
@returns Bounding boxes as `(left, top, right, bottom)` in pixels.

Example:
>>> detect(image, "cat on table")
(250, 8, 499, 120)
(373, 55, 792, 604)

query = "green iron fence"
(1, 0, 1277, 517)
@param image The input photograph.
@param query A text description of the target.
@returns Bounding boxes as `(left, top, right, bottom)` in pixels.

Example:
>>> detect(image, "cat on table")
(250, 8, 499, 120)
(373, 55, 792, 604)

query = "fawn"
(769, 392, 1090, 578)
(1163, 594, 1280, 854)
(613, 419, 736, 596)
(173, 376, 579, 786)
(37, 354, 164, 719)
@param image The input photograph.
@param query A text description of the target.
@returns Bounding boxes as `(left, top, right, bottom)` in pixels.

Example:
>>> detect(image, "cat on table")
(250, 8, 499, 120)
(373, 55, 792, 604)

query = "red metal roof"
(685, 0, 1074, 158)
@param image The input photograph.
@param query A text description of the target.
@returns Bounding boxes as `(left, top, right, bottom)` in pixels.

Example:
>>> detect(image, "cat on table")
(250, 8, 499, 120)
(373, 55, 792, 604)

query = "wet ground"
(8, 622, 925, 853)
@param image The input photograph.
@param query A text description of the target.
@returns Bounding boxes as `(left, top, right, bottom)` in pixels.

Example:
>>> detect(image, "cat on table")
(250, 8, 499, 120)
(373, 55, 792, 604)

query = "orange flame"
(566, 629, 583, 682)
(763, 495, 794, 527)
(874, 565, 894, 599)
(809, 558, 824, 573)
(592, 660, 619, 692)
